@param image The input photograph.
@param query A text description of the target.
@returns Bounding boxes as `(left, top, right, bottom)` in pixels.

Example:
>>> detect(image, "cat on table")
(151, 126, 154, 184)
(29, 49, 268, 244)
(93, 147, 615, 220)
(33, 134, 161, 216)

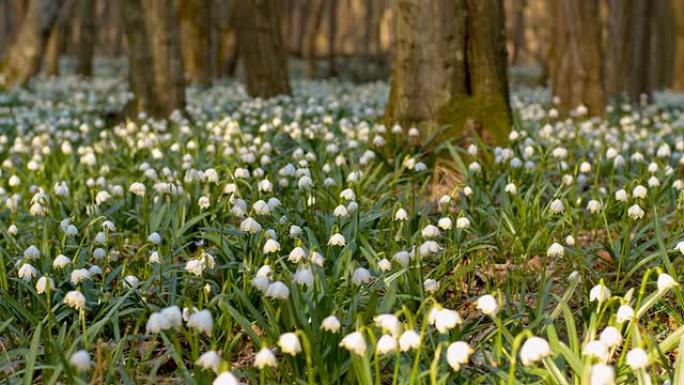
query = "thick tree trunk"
(122, 0, 185, 118)
(2, 0, 60, 89)
(327, 0, 337, 76)
(605, 0, 653, 100)
(510, 0, 526, 64)
(385, 0, 511, 146)
(549, 0, 605, 116)
(179, 0, 211, 86)
(304, 0, 324, 78)
(44, 25, 61, 76)
(649, 0, 674, 91)
(75, 0, 95, 76)
(673, 0, 684, 90)
(236, 0, 291, 97)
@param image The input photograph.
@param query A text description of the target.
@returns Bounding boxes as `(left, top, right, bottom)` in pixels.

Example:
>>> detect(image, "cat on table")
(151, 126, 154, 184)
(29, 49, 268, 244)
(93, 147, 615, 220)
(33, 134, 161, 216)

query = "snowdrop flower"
(333, 204, 349, 217)
(476, 294, 499, 316)
(64, 290, 86, 310)
(376, 335, 398, 355)
(590, 364, 615, 385)
(187, 309, 214, 336)
(18, 263, 37, 281)
(149, 251, 161, 264)
(266, 281, 290, 299)
(129, 182, 146, 196)
(399, 330, 421, 351)
(7, 224, 17, 236)
(53, 254, 71, 269)
(423, 278, 439, 293)
(419, 241, 440, 257)
(599, 326, 622, 348)
(468, 162, 481, 173)
(632, 185, 647, 199)
(565, 235, 575, 246)
(587, 200, 601, 213)
(263, 239, 280, 254)
(615, 189, 628, 202)
(293, 266, 314, 287)
(146, 312, 169, 334)
(198, 196, 210, 209)
(196, 351, 221, 373)
(437, 217, 452, 230)
(69, 350, 91, 372)
(463, 186, 473, 196)
(240, 217, 262, 233)
(340, 331, 367, 355)
(429, 307, 462, 333)
(395, 208, 408, 221)
(374, 314, 402, 337)
(278, 332, 302, 355)
(340, 188, 356, 201)
(147, 232, 162, 245)
(549, 199, 564, 214)
(321, 315, 341, 333)
(392, 250, 410, 267)
(95, 191, 111, 205)
(546, 242, 564, 257)
(589, 284, 611, 303)
(505, 183, 517, 195)
(351, 267, 371, 285)
(627, 204, 644, 219)
(582, 340, 609, 362)
(328, 233, 345, 246)
(288, 247, 306, 263)
(520, 336, 551, 366)
(626, 348, 649, 369)
(124, 275, 140, 289)
(213, 371, 238, 385)
(35, 276, 54, 294)
(676, 241, 684, 255)
(456, 217, 470, 229)
(421, 224, 440, 238)
(616, 304, 634, 324)
(254, 347, 277, 369)
(377, 258, 391, 272)
(446, 341, 473, 371)
(24, 245, 40, 259)
(657, 273, 678, 293)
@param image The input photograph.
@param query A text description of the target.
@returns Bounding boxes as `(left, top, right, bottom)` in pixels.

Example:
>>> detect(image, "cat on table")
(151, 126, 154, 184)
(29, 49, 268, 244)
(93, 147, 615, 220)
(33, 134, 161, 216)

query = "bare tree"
(2, 0, 61, 89)
(122, 0, 185, 118)
(548, 0, 605, 115)
(385, 0, 511, 146)
(236, 0, 291, 97)
(674, 0, 684, 90)
(75, 0, 95, 76)
(327, 0, 337, 76)
(179, 0, 211, 86)
(305, 0, 324, 78)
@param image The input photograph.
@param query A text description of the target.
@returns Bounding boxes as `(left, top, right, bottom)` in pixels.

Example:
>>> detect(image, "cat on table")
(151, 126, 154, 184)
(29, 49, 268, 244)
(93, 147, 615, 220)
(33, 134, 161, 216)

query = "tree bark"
(2, 0, 60, 89)
(673, 0, 684, 90)
(385, 0, 511, 146)
(179, 0, 211, 86)
(236, 0, 291, 98)
(510, 0, 526, 64)
(327, 0, 338, 76)
(75, 0, 95, 76)
(649, 0, 674, 90)
(549, 0, 605, 115)
(304, 0, 324, 78)
(122, 0, 186, 118)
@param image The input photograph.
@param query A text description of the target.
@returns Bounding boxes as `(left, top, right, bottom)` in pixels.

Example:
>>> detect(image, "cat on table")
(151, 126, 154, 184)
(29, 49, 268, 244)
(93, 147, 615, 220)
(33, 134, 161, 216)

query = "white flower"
(321, 315, 341, 333)
(263, 239, 280, 254)
(240, 217, 262, 233)
(69, 350, 91, 372)
(124, 275, 140, 289)
(351, 267, 371, 285)
(616, 304, 634, 324)
(53, 254, 71, 269)
(213, 371, 238, 385)
(278, 332, 302, 355)
(266, 281, 290, 299)
(95, 191, 111, 205)
(340, 331, 367, 355)
(254, 347, 277, 369)
(18, 263, 37, 281)
(288, 247, 307, 263)
(64, 290, 86, 310)
(590, 364, 615, 385)
(187, 309, 214, 336)
(146, 312, 169, 334)
(35, 276, 54, 294)
(196, 351, 221, 373)
(293, 266, 314, 287)
(582, 340, 609, 362)
(615, 189, 628, 202)
(657, 273, 678, 293)
(446, 341, 473, 371)
(423, 279, 439, 293)
(421, 224, 440, 238)
(378, 258, 391, 272)
(587, 200, 601, 213)
(376, 335, 398, 355)
(147, 232, 162, 245)
(520, 336, 551, 366)
(676, 241, 684, 255)
(24, 245, 40, 259)
(456, 217, 470, 229)
(599, 326, 622, 348)
(340, 188, 356, 201)
(430, 307, 462, 333)
(399, 330, 421, 351)
(626, 348, 649, 369)
(632, 185, 647, 199)
(395, 208, 408, 221)
(333, 204, 349, 217)
(505, 183, 517, 195)
(328, 233, 346, 246)
(392, 250, 410, 267)
(129, 182, 146, 196)
(546, 243, 564, 257)
(476, 294, 499, 316)
(589, 284, 611, 303)
(627, 204, 644, 219)
(198, 196, 211, 209)
(549, 199, 564, 214)
(374, 314, 402, 337)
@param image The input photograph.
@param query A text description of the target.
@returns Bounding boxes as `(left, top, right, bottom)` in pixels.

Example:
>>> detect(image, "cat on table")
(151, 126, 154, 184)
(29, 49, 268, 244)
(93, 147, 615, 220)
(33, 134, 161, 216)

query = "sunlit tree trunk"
(385, 0, 511, 146)
(327, 0, 337, 76)
(305, 0, 324, 78)
(673, 0, 684, 90)
(76, 0, 95, 77)
(2, 0, 60, 89)
(236, 0, 291, 97)
(549, 0, 605, 115)
(179, 0, 211, 86)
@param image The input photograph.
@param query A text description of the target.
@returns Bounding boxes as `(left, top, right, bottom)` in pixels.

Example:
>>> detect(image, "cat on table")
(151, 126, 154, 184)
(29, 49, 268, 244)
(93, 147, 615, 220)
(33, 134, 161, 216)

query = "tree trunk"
(122, 0, 186, 118)
(649, 0, 674, 91)
(673, 0, 684, 90)
(605, 0, 653, 100)
(510, 0, 526, 64)
(44, 24, 61, 76)
(327, 0, 337, 76)
(549, 0, 605, 116)
(305, 0, 324, 78)
(75, 0, 95, 76)
(236, 0, 291, 98)
(2, 0, 60, 89)
(385, 0, 511, 146)
(179, 0, 211, 86)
